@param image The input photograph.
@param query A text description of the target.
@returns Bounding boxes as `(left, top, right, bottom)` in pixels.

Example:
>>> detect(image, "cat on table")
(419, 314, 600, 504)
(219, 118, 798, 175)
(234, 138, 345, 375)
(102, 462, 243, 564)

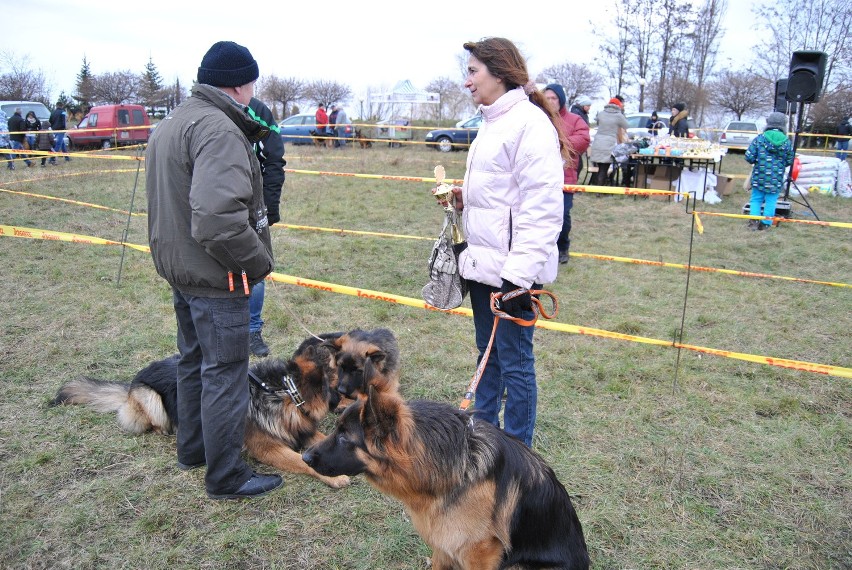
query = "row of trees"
(2, 0, 850, 132)
(567, 0, 852, 133)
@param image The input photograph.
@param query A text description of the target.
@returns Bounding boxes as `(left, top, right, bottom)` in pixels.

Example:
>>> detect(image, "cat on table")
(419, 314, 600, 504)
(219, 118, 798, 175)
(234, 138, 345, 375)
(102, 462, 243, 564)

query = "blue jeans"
(10, 140, 31, 166)
(468, 280, 538, 447)
(750, 188, 779, 227)
(52, 132, 69, 160)
(836, 139, 849, 160)
(249, 279, 264, 333)
(172, 288, 253, 495)
(556, 191, 573, 254)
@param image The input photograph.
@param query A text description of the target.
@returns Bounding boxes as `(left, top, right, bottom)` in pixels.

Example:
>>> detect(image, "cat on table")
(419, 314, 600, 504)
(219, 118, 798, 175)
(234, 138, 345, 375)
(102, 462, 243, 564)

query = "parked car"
(66, 104, 150, 149)
(0, 100, 51, 129)
(624, 112, 670, 139)
(279, 113, 354, 145)
(719, 120, 763, 151)
(424, 114, 482, 152)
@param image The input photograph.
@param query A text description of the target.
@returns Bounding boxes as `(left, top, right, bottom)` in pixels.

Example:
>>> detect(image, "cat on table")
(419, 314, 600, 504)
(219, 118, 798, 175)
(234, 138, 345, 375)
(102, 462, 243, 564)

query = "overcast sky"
(5, 0, 764, 112)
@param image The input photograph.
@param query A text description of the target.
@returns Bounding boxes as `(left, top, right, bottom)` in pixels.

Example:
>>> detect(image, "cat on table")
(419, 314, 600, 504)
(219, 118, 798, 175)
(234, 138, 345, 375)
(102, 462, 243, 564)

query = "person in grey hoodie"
(145, 40, 281, 500)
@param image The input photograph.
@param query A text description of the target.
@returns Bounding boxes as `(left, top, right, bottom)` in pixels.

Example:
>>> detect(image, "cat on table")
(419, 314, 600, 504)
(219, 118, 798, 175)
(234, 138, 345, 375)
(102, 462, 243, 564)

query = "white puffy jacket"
(459, 87, 564, 289)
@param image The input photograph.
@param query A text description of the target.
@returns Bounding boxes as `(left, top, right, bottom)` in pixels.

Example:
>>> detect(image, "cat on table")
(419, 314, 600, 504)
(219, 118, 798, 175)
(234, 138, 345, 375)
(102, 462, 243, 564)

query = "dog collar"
(248, 369, 306, 412)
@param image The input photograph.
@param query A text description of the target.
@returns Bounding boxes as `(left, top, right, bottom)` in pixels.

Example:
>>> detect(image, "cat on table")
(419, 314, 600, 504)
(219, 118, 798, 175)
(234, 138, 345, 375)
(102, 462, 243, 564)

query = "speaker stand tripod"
(784, 100, 820, 221)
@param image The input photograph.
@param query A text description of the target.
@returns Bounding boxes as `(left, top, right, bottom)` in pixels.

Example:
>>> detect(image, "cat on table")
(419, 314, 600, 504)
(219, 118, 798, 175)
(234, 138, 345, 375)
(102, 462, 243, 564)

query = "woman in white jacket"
(448, 37, 569, 446)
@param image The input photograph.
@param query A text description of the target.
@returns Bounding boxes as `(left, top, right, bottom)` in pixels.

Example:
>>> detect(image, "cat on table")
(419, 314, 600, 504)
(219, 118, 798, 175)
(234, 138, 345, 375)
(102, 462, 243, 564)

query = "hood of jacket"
(763, 129, 789, 149)
(671, 109, 689, 125)
(192, 84, 269, 145)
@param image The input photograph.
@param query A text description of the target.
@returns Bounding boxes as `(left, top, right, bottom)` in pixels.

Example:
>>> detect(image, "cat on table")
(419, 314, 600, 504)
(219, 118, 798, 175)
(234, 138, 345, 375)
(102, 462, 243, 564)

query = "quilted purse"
(422, 211, 467, 310)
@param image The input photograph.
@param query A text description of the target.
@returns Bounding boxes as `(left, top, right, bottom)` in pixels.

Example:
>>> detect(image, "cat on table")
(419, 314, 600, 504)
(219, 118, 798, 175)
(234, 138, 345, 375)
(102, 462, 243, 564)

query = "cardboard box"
(641, 165, 682, 199)
(716, 175, 735, 196)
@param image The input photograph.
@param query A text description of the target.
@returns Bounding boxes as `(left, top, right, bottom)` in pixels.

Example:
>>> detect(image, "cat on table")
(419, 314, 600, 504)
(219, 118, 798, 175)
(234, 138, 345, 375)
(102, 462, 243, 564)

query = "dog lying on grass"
(52, 335, 352, 489)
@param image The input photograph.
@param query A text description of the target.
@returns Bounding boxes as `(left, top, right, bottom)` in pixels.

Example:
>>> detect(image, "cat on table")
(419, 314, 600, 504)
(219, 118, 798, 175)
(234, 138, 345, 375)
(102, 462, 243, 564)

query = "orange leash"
(458, 288, 558, 411)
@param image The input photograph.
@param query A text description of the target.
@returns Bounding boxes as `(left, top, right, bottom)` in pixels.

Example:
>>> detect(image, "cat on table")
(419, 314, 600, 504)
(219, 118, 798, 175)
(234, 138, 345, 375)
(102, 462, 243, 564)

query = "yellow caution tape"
(693, 210, 852, 229)
(1, 223, 848, 379)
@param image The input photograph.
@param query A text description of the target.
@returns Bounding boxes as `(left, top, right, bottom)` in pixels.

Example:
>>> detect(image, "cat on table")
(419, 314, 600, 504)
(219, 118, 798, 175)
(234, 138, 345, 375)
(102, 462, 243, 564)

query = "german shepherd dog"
(354, 128, 372, 149)
(322, 327, 400, 401)
(302, 387, 590, 569)
(309, 129, 334, 148)
(52, 338, 351, 489)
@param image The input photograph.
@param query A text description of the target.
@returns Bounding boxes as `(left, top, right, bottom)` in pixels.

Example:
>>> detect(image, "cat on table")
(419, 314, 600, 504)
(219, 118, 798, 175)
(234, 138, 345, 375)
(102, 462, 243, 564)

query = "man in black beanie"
(146, 40, 282, 499)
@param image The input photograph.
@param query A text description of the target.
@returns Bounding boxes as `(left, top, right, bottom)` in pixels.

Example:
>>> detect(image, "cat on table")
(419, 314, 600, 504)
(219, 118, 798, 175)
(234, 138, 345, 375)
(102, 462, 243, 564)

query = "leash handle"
(490, 288, 558, 326)
(458, 288, 558, 411)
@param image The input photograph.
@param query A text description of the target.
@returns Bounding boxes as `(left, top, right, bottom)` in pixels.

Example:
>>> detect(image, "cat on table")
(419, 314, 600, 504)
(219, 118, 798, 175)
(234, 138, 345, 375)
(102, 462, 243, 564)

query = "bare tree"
(807, 82, 852, 134)
(0, 51, 50, 103)
(92, 71, 138, 104)
(259, 75, 305, 119)
(753, 0, 852, 88)
(304, 79, 351, 113)
(625, 0, 659, 112)
(425, 77, 470, 121)
(596, 2, 632, 99)
(537, 63, 605, 106)
(688, 0, 727, 124)
(708, 70, 772, 120)
(654, 0, 696, 111)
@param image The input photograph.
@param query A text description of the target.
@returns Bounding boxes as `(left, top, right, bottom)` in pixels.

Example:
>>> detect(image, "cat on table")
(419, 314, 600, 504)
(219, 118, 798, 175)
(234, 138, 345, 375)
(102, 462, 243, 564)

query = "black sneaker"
(208, 472, 283, 500)
(558, 251, 569, 264)
(250, 331, 270, 357)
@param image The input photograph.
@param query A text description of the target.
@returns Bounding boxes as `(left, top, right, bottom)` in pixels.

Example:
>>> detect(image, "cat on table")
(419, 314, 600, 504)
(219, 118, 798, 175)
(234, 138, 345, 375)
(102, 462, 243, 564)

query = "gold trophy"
(431, 165, 465, 244)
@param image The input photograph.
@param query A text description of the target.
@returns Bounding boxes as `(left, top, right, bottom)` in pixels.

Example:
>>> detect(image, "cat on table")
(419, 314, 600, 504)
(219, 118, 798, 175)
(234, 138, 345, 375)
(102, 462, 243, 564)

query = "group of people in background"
(2, 103, 71, 169)
(314, 102, 349, 147)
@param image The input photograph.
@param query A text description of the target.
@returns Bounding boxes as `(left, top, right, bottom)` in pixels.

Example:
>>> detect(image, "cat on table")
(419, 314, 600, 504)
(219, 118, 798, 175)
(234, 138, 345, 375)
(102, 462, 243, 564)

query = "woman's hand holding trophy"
(431, 165, 465, 245)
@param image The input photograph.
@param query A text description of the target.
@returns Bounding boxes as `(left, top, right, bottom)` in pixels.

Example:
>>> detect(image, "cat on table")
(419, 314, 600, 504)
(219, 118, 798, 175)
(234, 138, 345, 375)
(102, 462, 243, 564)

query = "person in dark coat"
(245, 96, 286, 357)
(7, 108, 33, 167)
(145, 40, 281, 500)
(835, 117, 851, 160)
(49, 101, 70, 162)
(645, 111, 664, 135)
(669, 102, 690, 138)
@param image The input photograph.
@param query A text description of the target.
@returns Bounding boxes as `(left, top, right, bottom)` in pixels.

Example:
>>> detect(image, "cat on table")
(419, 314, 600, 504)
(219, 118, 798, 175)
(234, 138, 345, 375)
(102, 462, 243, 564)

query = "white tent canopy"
(370, 80, 440, 105)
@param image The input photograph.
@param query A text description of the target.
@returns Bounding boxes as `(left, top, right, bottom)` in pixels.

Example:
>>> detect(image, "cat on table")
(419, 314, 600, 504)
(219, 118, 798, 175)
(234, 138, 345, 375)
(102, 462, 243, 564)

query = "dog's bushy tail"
(52, 378, 168, 434)
(53, 377, 129, 411)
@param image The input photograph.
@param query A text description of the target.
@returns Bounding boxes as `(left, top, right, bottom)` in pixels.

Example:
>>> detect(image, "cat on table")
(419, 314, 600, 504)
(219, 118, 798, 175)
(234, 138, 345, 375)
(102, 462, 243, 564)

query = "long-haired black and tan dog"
(302, 386, 590, 569)
(322, 327, 400, 400)
(52, 339, 351, 489)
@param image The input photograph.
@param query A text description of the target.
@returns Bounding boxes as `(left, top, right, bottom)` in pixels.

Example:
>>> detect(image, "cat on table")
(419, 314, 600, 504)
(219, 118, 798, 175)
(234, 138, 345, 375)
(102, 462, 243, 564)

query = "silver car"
(719, 120, 761, 151)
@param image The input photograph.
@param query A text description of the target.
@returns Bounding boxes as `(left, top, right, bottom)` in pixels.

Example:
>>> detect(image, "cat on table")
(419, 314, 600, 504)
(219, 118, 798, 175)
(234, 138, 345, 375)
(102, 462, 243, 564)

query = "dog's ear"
(366, 348, 386, 368)
(362, 356, 378, 387)
(362, 385, 398, 443)
(321, 335, 344, 356)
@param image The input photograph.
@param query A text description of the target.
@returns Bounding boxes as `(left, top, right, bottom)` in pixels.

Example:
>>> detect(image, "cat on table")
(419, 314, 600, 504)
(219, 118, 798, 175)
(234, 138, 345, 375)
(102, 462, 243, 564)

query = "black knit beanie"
(197, 41, 259, 87)
(673, 102, 686, 113)
(545, 83, 567, 109)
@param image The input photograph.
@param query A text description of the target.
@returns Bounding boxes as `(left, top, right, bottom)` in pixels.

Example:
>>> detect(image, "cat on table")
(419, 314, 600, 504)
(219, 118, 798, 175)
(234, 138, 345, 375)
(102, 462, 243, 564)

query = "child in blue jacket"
(745, 112, 794, 231)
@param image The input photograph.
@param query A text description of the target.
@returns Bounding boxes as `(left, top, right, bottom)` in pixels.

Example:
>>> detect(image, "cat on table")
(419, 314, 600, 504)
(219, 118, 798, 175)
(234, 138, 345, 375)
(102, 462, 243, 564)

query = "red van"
(67, 104, 150, 149)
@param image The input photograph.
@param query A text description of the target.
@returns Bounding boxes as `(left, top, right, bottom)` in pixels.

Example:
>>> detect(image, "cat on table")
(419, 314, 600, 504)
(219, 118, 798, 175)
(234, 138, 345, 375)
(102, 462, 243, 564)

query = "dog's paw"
(327, 474, 351, 489)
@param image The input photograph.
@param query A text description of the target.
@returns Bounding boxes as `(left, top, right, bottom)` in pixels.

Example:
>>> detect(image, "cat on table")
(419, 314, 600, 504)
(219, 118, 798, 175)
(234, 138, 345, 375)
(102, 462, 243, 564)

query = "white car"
(719, 120, 762, 151)
(624, 112, 670, 139)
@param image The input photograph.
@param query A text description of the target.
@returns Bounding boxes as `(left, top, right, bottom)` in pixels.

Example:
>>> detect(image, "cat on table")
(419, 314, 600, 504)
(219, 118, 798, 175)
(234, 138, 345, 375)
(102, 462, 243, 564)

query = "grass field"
(0, 142, 850, 569)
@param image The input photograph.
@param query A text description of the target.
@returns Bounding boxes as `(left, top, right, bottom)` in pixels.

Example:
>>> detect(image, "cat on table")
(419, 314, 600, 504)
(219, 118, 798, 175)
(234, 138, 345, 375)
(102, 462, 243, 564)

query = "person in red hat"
(588, 97, 628, 187)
